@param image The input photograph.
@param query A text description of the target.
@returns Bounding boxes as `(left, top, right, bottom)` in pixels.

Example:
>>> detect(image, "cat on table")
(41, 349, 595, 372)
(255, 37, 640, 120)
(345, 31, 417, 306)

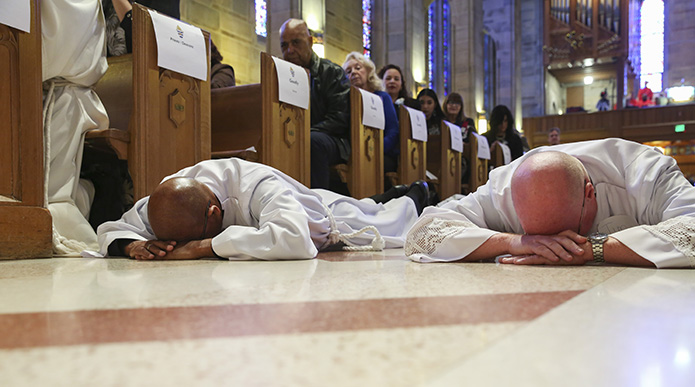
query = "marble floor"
(1, 249, 693, 387)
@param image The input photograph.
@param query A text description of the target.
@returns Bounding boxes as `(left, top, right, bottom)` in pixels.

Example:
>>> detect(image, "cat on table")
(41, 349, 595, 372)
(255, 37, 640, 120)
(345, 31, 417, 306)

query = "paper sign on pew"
(0, 0, 30, 33)
(472, 132, 491, 160)
(444, 121, 463, 152)
(358, 89, 385, 129)
(404, 106, 428, 142)
(148, 10, 207, 81)
(271, 57, 310, 109)
(499, 142, 512, 164)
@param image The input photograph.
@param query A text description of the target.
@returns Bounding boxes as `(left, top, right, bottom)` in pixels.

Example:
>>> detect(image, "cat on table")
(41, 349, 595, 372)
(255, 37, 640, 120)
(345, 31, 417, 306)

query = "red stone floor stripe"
(0, 291, 581, 349)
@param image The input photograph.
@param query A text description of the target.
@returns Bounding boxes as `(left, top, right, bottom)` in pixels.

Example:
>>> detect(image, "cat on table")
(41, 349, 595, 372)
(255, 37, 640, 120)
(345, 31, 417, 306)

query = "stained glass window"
(362, 0, 372, 57)
(442, 0, 450, 94)
(640, 0, 664, 92)
(255, 0, 267, 38)
(427, 0, 451, 95)
(428, 4, 435, 89)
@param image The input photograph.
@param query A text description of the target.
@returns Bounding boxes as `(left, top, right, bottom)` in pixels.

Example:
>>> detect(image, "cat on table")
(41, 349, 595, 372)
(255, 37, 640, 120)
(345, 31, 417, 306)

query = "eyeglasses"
(200, 199, 211, 240)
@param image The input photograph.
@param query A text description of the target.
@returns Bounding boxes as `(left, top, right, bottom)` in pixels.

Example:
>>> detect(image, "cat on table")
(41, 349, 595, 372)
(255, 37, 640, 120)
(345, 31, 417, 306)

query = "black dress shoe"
(405, 180, 429, 215)
(369, 184, 409, 203)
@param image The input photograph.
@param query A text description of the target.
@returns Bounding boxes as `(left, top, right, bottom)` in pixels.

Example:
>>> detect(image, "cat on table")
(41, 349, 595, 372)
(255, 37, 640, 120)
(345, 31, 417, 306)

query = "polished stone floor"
(1, 249, 693, 386)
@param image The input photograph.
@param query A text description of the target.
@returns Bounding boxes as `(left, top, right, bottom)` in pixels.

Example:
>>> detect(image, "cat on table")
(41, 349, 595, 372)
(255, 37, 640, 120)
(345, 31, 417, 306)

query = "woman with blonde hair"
(343, 52, 400, 178)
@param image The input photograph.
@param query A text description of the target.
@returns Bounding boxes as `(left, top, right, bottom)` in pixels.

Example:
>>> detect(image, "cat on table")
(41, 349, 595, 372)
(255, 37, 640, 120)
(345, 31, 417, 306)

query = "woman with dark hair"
(417, 88, 446, 135)
(210, 41, 236, 88)
(484, 105, 524, 161)
(442, 92, 476, 140)
(377, 64, 420, 110)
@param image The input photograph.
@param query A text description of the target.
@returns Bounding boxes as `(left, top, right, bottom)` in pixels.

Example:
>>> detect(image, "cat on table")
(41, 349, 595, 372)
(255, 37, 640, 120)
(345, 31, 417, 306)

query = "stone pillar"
(450, 0, 485, 125)
(483, 0, 522, 125)
(665, 0, 695, 89)
(519, 0, 544, 119)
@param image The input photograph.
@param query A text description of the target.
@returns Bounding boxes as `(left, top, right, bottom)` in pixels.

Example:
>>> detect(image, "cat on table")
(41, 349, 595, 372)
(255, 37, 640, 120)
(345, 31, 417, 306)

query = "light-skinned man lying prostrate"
(406, 138, 695, 268)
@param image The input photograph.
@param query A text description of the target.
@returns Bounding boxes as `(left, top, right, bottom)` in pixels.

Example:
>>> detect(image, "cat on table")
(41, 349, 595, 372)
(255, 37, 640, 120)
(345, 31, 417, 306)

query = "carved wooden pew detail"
(0, 0, 53, 259)
(333, 87, 385, 198)
(385, 108, 427, 188)
(91, 3, 211, 200)
(426, 122, 462, 200)
(461, 134, 489, 194)
(211, 52, 310, 186)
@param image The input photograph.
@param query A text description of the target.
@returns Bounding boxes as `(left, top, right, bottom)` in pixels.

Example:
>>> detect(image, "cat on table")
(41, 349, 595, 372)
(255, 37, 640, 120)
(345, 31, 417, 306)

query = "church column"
(450, 0, 485, 127)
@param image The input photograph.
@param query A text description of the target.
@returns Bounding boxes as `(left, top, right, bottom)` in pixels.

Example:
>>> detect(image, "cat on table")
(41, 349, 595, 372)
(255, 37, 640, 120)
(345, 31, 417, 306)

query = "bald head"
(280, 18, 313, 68)
(148, 178, 213, 241)
(511, 152, 589, 235)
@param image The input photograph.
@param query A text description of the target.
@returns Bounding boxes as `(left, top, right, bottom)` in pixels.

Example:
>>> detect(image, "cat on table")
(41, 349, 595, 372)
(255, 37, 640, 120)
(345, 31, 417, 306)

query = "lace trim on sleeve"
(405, 217, 478, 256)
(643, 216, 695, 267)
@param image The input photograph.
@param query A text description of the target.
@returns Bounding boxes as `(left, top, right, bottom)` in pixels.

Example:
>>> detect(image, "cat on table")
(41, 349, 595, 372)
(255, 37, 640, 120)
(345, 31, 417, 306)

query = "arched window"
(427, 0, 451, 95)
(362, 0, 373, 58)
(255, 0, 267, 38)
(640, 0, 664, 92)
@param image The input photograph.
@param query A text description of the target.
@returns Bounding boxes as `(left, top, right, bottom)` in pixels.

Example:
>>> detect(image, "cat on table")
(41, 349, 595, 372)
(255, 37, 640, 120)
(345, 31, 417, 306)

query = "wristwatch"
(588, 232, 609, 263)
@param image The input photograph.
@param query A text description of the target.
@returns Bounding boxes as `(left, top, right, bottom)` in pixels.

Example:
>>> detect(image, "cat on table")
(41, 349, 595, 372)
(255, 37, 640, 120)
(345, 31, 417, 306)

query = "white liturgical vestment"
(406, 138, 695, 268)
(42, 0, 109, 253)
(97, 159, 419, 260)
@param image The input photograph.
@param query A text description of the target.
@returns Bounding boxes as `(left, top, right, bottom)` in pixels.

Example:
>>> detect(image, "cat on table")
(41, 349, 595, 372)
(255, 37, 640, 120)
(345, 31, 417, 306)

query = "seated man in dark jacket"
(280, 18, 351, 191)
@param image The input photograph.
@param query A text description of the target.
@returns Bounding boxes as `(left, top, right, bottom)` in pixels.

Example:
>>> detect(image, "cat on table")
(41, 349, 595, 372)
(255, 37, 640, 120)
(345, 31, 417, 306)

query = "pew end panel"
(260, 52, 310, 186)
(343, 87, 385, 198)
(426, 122, 462, 200)
(131, 4, 211, 200)
(396, 107, 427, 186)
(0, 0, 53, 259)
(462, 134, 488, 194)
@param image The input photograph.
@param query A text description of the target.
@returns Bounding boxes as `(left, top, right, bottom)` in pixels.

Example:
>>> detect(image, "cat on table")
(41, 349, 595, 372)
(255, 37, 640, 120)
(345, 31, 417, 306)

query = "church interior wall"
(324, 0, 363, 67)
(545, 70, 564, 115)
(483, 0, 521, 127)
(519, 0, 544, 120)
(177, 0, 690, 122)
(665, 0, 695, 90)
(410, 1, 428, 94)
(180, 0, 266, 85)
(450, 0, 480, 124)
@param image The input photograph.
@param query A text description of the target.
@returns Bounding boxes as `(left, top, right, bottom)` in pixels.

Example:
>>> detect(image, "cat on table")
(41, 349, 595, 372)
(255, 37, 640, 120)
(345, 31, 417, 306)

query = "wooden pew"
(489, 143, 506, 169)
(521, 104, 695, 149)
(0, 0, 53, 259)
(90, 4, 211, 200)
(333, 87, 385, 198)
(385, 108, 427, 188)
(426, 122, 462, 200)
(210, 52, 310, 186)
(461, 134, 488, 194)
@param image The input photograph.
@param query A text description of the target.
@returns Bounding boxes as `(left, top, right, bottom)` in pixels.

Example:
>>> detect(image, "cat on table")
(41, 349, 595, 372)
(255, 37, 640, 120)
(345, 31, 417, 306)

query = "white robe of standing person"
(42, 0, 109, 254)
